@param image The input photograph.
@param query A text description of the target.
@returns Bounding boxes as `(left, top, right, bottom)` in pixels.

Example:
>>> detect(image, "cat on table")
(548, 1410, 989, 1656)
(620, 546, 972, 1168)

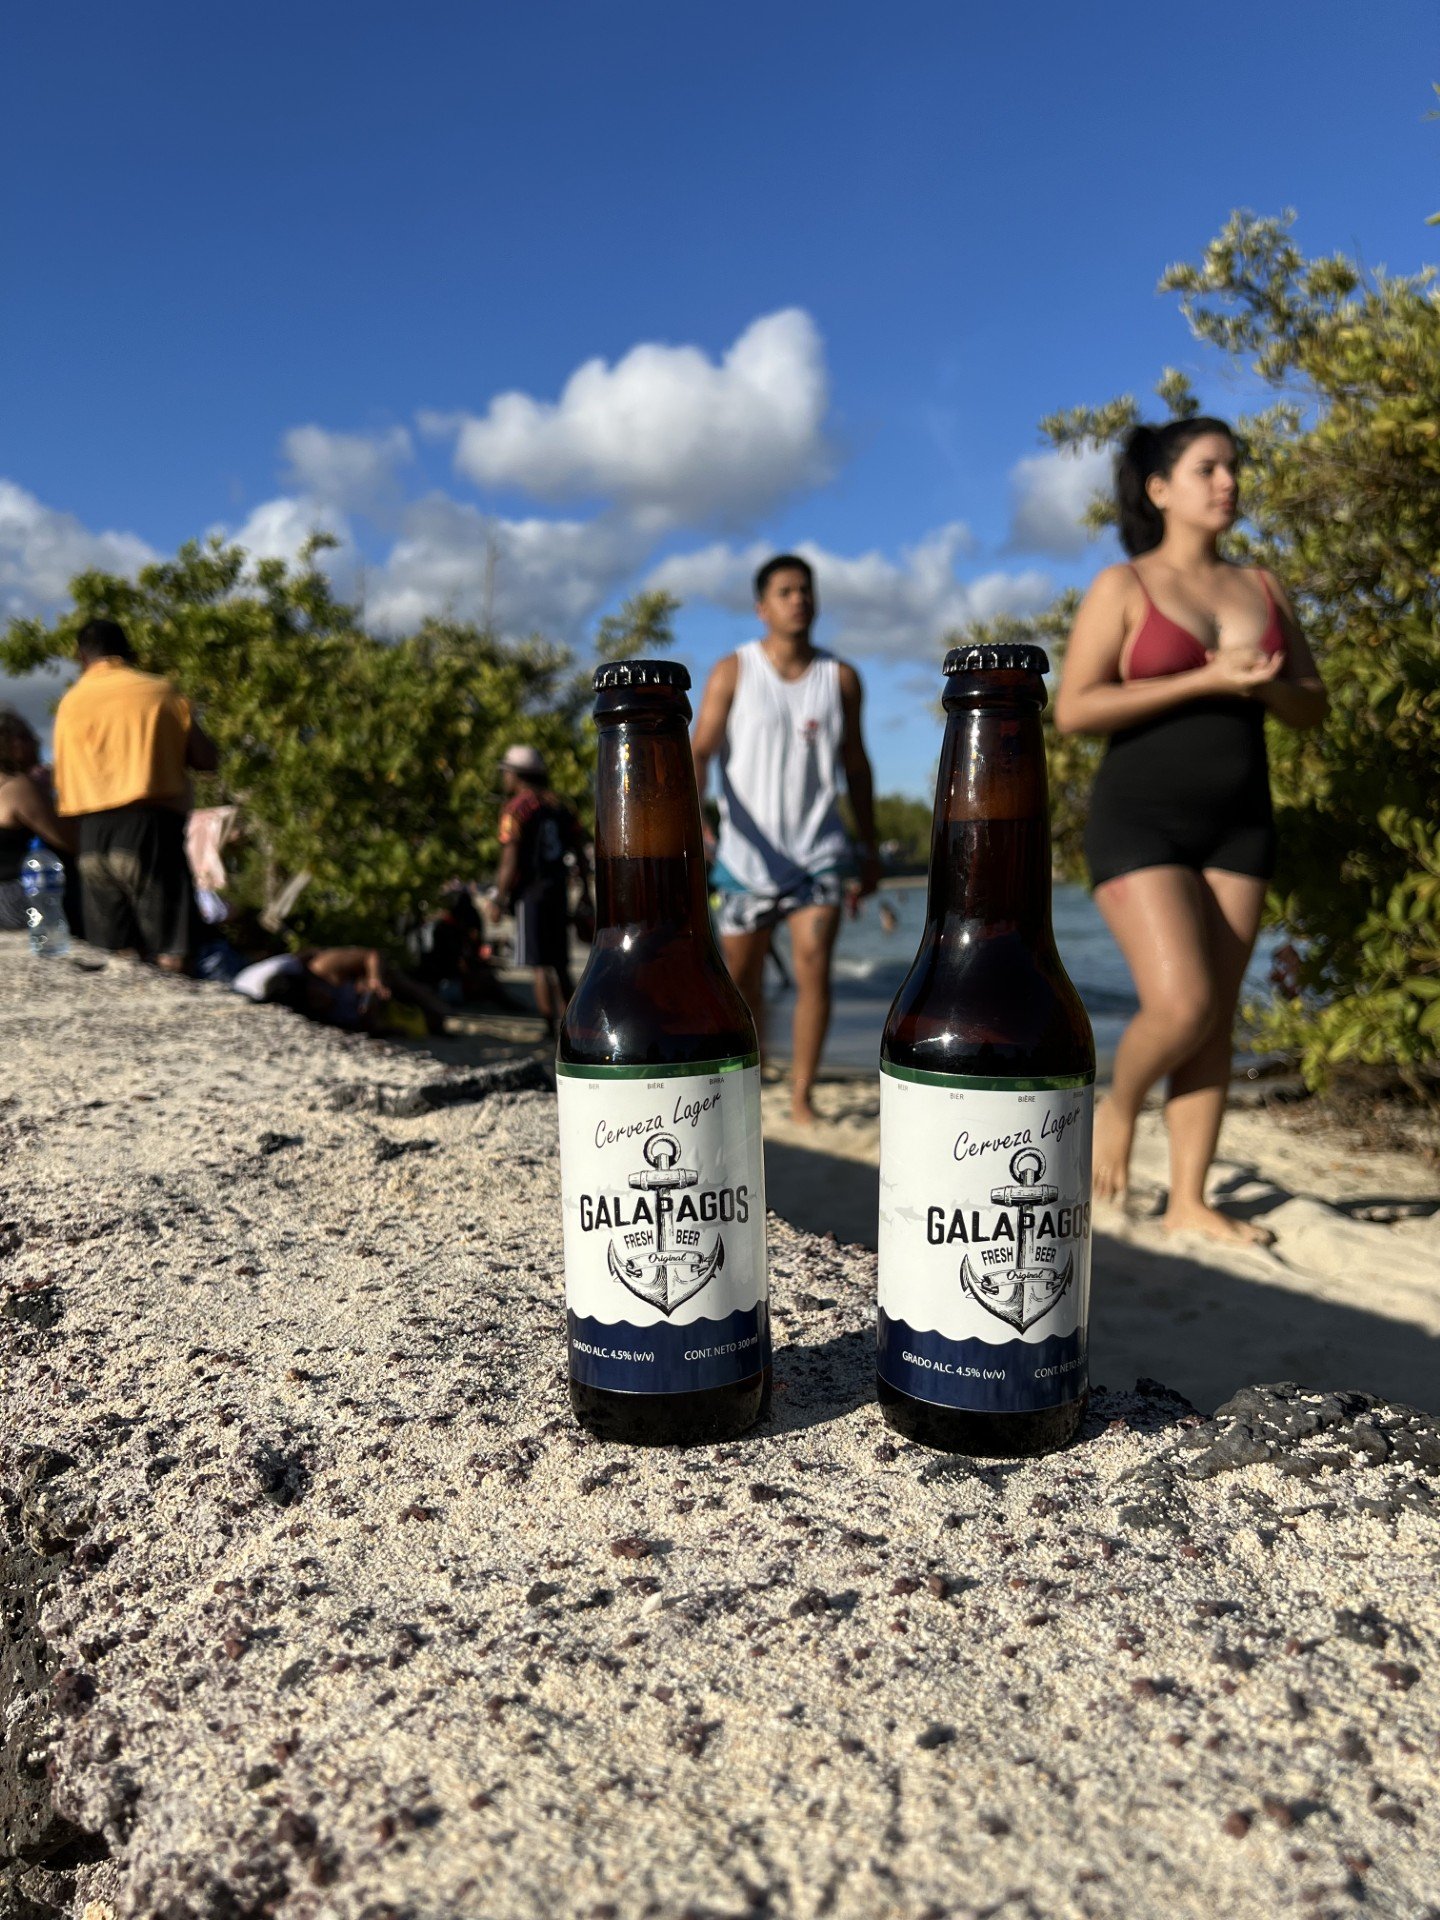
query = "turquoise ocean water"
(763, 878, 1280, 1076)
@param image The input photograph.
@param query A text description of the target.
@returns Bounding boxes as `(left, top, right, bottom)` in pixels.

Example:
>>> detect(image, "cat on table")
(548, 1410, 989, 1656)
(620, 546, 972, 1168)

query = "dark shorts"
(1084, 709, 1277, 889)
(1084, 808, 1277, 888)
(77, 804, 195, 959)
(513, 884, 569, 970)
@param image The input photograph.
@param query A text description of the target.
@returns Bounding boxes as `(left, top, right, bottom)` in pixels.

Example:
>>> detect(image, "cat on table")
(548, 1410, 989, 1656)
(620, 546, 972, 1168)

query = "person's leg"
(133, 808, 195, 973)
(1161, 869, 1271, 1244)
(721, 928, 773, 1058)
(533, 967, 561, 1036)
(77, 850, 142, 955)
(785, 902, 843, 1126)
(1091, 866, 1217, 1202)
(536, 888, 574, 1033)
(381, 962, 455, 1035)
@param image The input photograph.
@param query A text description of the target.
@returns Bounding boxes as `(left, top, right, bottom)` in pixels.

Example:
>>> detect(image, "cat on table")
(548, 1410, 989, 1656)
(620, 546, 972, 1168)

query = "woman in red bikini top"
(1121, 563, 1287, 681)
(1054, 417, 1326, 1249)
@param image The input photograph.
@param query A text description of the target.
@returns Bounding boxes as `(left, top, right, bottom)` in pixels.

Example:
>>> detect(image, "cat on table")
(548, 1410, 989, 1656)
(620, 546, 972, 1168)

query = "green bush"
(1, 537, 675, 947)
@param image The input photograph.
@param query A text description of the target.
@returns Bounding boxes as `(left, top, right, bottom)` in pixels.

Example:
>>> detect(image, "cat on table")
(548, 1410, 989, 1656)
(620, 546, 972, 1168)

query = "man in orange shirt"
(53, 618, 218, 969)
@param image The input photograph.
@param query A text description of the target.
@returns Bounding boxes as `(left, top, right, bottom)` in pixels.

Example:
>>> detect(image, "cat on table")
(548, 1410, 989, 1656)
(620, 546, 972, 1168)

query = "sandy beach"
(756, 1074, 1440, 1420)
(442, 957, 1440, 1419)
(3, 938, 1438, 1919)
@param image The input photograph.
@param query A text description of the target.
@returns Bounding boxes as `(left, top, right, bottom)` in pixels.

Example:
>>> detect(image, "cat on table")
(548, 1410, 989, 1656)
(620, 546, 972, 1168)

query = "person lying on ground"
(231, 946, 452, 1034)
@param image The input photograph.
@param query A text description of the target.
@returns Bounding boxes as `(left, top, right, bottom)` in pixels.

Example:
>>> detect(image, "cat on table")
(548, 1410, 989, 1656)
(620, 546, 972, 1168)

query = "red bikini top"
(1121, 564, 1287, 682)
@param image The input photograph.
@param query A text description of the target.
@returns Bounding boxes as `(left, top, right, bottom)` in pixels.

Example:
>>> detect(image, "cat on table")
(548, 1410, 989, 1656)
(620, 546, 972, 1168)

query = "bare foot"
(1092, 1097, 1134, 1203)
(790, 1093, 820, 1127)
(1162, 1201, 1276, 1248)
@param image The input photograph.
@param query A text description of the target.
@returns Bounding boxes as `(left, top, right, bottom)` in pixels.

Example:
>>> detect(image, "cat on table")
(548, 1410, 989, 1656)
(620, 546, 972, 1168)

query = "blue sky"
(2, 1, 1434, 792)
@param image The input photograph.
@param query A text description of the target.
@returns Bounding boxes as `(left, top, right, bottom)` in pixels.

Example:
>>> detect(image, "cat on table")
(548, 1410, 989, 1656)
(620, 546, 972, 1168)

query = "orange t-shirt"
(54, 659, 192, 816)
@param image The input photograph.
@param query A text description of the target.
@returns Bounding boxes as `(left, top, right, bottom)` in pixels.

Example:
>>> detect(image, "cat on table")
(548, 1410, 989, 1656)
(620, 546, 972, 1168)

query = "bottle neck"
(925, 701, 1053, 942)
(593, 712, 711, 934)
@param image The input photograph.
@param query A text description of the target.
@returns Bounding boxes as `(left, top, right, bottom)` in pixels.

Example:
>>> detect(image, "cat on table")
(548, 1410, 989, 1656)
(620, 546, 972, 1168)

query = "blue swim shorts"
(710, 863, 847, 937)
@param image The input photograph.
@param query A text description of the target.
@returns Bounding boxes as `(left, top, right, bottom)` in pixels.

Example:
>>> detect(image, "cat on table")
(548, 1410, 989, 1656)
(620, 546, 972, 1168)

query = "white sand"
(759, 1079, 1440, 1419)
(2, 939, 1437, 1920)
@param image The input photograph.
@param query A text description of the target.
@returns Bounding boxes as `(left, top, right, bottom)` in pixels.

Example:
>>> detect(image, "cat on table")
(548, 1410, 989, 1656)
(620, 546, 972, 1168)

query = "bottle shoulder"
(881, 929, 1094, 1079)
(560, 937, 757, 1068)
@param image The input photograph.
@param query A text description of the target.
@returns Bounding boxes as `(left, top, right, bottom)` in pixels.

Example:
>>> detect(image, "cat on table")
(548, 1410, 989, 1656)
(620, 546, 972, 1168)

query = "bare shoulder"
(692, 653, 740, 750)
(1251, 563, 1295, 609)
(702, 652, 741, 696)
(827, 654, 863, 699)
(1083, 562, 1139, 606)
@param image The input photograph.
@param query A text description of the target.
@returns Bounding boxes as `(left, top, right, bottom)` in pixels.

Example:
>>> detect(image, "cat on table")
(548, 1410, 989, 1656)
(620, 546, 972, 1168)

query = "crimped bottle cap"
(942, 644, 1050, 676)
(593, 658, 692, 693)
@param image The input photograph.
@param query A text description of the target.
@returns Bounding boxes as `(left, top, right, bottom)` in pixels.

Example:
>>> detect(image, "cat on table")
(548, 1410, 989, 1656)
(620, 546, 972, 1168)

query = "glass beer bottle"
(877, 644, 1094, 1456)
(557, 659, 770, 1444)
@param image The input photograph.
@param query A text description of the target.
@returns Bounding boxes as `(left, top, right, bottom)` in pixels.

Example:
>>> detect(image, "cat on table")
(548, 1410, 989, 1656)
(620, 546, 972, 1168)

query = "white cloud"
(0, 480, 156, 621)
(282, 425, 412, 513)
(229, 496, 352, 567)
(650, 524, 1052, 662)
(644, 539, 771, 611)
(364, 496, 648, 639)
(0, 667, 75, 748)
(446, 308, 832, 525)
(1006, 446, 1111, 557)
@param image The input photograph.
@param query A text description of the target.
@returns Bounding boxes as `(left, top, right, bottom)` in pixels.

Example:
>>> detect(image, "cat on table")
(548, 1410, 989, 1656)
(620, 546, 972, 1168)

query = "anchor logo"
(606, 1132, 725, 1316)
(960, 1146, 1074, 1334)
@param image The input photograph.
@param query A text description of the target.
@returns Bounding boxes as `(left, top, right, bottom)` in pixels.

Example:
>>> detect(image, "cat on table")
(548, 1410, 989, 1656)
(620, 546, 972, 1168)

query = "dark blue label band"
(877, 1308, 1086, 1412)
(569, 1304, 769, 1395)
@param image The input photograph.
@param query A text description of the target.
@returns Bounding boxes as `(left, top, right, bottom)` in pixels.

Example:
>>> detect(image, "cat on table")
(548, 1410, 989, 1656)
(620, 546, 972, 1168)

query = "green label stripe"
(880, 1061, 1094, 1091)
(556, 1052, 759, 1080)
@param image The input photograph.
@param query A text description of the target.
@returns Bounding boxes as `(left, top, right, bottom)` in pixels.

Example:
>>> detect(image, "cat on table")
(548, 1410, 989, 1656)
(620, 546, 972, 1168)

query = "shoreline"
(753, 1069, 1438, 1416)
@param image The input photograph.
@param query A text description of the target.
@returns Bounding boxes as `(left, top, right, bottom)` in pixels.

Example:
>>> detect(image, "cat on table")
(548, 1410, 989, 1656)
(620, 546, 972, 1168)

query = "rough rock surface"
(2, 952, 1437, 1920)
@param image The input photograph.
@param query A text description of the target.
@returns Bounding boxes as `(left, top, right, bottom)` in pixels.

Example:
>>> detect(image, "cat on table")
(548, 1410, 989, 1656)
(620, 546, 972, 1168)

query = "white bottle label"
(557, 1057, 769, 1394)
(877, 1065, 1093, 1411)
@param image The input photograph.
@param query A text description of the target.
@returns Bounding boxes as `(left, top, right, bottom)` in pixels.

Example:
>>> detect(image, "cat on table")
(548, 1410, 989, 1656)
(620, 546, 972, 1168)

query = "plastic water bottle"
(20, 839, 70, 957)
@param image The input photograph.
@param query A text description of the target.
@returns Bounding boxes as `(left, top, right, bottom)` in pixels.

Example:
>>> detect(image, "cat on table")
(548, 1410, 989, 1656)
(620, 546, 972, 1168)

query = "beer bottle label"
(877, 1065, 1093, 1412)
(557, 1056, 769, 1394)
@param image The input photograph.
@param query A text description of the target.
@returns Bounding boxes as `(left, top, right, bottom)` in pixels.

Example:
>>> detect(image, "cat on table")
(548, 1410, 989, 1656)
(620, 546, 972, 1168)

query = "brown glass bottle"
(557, 659, 770, 1445)
(876, 644, 1094, 1456)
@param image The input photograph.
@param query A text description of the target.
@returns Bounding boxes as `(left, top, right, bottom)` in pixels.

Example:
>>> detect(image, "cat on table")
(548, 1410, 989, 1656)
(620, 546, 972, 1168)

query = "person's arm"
(690, 654, 740, 801)
(1053, 565, 1282, 736)
(308, 947, 387, 995)
(185, 717, 219, 773)
(6, 774, 76, 855)
(837, 662, 881, 899)
(176, 690, 219, 774)
(566, 809, 592, 898)
(492, 837, 521, 914)
(1252, 571, 1327, 730)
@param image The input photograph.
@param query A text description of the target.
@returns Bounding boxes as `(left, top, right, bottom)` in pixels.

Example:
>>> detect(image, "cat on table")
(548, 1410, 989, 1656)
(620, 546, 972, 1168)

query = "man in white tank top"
(692, 555, 880, 1125)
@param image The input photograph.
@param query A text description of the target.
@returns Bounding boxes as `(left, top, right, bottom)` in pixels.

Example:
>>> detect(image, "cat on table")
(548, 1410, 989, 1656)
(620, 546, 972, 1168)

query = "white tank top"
(714, 641, 852, 893)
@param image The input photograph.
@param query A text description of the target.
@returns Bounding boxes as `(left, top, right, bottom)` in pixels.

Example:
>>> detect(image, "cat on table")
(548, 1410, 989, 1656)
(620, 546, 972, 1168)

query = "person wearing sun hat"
(488, 744, 590, 1035)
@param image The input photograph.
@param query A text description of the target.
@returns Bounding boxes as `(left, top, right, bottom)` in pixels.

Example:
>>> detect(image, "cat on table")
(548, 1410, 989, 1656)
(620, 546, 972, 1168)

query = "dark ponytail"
(1114, 416, 1235, 555)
